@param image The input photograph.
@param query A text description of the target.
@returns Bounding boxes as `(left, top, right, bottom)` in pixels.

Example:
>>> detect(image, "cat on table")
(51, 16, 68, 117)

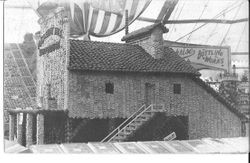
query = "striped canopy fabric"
(72, 0, 152, 37)
(33, 0, 152, 37)
(27, 0, 179, 38)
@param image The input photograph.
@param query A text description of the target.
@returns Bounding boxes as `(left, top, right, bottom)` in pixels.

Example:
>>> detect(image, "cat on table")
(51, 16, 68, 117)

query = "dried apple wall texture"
(67, 71, 241, 139)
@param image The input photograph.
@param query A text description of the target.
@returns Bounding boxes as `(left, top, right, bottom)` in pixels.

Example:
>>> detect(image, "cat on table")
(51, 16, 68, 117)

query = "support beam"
(137, 17, 248, 24)
(16, 113, 24, 145)
(26, 113, 33, 147)
(4, 5, 31, 9)
(37, 114, 44, 144)
(8, 114, 15, 141)
(160, 0, 179, 23)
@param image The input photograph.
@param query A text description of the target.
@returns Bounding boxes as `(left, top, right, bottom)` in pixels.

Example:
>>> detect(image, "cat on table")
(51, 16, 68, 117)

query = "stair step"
(123, 129, 133, 135)
(115, 135, 126, 140)
(144, 111, 154, 115)
(140, 114, 151, 119)
(129, 123, 139, 128)
(137, 116, 149, 120)
(134, 119, 146, 123)
(115, 133, 126, 137)
(110, 138, 120, 142)
(126, 126, 137, 131)
(124, 126, 133, 131)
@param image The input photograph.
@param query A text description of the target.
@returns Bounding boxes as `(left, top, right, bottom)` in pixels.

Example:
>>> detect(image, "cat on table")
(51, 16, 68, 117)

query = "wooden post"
(65, 118, 72, 143)
(26, 113, 33, 147)
(241, 121, 246, 137)
(37, 114, 44, 144)
(125, 10, 129, 35)
(17, 113, 24, 145)
(9, 114, 15, 141)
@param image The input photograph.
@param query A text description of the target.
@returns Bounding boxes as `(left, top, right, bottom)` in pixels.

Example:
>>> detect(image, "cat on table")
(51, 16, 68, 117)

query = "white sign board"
(164, 41, 231, 72)
(164, 132, 176, 141)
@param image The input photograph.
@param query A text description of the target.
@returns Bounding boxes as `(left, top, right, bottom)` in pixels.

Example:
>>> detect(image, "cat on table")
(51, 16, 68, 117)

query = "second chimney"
(121, 23, 169, 59)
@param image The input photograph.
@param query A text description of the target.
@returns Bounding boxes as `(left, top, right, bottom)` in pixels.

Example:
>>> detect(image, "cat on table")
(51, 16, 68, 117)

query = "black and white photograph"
(1, 0, 249, 156)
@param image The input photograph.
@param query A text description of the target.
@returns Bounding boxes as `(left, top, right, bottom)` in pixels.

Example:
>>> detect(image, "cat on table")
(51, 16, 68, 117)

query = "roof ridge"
(69, 39, 140, 47)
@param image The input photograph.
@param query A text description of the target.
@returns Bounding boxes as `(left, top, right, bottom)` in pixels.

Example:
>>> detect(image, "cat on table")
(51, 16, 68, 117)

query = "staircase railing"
(101, 104, 147, 142)
(101, 104, 160, 142)
(118, 103, 165, 131)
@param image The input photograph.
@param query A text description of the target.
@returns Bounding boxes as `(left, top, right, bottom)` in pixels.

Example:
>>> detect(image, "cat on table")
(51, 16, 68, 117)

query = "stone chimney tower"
(36, 7, 69, 110)
(121, 23, 169, 59)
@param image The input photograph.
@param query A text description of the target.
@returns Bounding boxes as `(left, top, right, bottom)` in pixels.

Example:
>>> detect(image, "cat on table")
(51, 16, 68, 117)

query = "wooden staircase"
(101, 104, 164, 142)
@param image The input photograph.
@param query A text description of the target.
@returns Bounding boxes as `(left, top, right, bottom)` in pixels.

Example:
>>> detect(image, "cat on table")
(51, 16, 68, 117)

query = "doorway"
(126, 113, 189, 141)
(145, 83, 156, 106)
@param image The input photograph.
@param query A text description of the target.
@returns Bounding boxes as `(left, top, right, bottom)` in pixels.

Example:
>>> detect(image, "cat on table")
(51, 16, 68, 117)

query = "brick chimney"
(121, 23, 169, 59)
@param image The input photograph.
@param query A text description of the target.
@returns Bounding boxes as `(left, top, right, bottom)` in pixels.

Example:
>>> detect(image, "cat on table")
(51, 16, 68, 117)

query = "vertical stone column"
(37, 113, 44, 144)
(26, 113, 33, 147)
(65, 118, 72, 143)
(9, 114, 15, 141)
(241, 121, 246, 137)
(16, 113, 24, 145)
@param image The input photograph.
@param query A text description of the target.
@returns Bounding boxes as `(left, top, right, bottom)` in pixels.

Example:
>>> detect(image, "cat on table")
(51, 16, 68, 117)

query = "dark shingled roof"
(4, 43, 37, 111)
(68, 40, 200, 76)
(121, 23, 169, 41)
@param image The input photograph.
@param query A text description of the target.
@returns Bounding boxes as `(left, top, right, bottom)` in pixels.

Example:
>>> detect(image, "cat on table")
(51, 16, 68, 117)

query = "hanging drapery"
(28, 0, 152, 38)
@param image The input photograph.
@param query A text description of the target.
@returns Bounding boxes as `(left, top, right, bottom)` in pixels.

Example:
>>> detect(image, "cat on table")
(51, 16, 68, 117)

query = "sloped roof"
(192, 77, 247, 120)
(121, 23, 169, 41)
(4, 42, 37, 110)
(69, 40, 200, 76)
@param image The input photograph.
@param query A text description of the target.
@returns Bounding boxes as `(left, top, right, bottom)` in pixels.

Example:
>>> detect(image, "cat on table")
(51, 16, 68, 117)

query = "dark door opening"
(44, 112, 67, 144)
(126, 113, 189, 141)
(72, 118, 126, 143)
(145, 83, 156, 106)
(163, 115, 189, 140)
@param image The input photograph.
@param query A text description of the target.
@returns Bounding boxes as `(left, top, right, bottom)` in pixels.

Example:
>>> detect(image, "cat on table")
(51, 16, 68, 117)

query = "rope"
(167, 0, 186, 40)
(235, 22, 247, 52)
(204, 23, 219, 44)
(165, 0, 181, 40)
(167, 0, 180, 39)
(17, 6, 25, 43)
(219, 2, 243, 46)
(204, 0, 241, 44)
(175, 0, 245, 42)
(186, 0, 210, 43)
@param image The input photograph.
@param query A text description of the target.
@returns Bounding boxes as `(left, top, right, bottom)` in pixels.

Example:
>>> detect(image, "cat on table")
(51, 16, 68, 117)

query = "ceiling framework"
(137, 17, 248, 24)
(4, 0, 249, 52)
